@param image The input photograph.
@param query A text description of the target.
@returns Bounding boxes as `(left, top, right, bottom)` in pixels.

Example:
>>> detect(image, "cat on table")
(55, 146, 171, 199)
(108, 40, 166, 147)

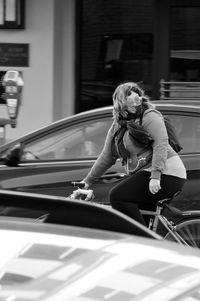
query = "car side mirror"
(3, 143, 23, 166)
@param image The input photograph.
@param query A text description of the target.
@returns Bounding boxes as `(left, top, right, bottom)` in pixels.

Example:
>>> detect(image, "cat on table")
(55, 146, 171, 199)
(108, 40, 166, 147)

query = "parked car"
(0, 212, 200, 300)
(0, 101, 200, 209)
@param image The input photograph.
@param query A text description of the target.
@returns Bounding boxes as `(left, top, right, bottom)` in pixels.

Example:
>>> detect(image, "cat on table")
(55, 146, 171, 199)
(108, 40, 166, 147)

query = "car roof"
(1, 218, 200, 300)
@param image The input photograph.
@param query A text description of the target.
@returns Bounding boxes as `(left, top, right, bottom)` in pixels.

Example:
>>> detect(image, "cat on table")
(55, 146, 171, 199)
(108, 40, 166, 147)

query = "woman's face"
(125, 90, 142, 113)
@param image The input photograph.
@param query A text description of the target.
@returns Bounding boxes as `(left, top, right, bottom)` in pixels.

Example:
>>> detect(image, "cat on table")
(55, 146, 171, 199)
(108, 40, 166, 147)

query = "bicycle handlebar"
(71, 182, 85, 188)
(70, 188, 94, 201)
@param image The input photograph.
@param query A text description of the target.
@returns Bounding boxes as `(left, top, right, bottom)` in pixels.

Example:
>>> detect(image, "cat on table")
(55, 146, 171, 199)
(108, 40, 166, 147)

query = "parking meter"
(2, 70, 24, 124)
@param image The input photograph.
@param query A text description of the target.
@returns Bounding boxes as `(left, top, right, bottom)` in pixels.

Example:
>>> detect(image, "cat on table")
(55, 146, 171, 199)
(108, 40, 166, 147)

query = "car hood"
(0, 221, 200, 300)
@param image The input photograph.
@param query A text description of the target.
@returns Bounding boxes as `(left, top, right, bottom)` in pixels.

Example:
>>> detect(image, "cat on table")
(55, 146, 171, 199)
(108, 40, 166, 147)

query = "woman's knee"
(109, 186, 121, 207)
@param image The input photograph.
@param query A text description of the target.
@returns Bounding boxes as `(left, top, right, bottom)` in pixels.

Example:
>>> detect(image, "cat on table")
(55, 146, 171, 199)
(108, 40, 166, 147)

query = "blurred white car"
(1, 216, 200, 301)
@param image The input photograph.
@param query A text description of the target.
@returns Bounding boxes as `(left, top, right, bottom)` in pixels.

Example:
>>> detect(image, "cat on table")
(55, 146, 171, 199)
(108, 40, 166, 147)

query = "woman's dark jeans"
(109, 171, 185, 225)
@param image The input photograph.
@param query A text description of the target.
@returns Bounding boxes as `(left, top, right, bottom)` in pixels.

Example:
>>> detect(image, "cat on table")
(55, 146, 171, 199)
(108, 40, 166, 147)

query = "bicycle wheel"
(165, 218, 200, 248)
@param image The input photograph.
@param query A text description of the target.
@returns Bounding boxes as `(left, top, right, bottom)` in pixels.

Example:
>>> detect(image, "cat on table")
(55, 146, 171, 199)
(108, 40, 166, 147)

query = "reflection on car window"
(166, 114, 200, 154)
(23, 118, 112, 160)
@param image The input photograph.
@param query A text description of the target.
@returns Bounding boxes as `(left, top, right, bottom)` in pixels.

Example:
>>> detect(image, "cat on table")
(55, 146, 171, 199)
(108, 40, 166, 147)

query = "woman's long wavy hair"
(112, 82, 155, 123)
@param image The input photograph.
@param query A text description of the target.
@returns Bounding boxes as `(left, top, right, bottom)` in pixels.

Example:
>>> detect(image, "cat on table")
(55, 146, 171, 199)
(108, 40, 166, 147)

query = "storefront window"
(79, 0, 154, 112)
(170, 7, 200, 82)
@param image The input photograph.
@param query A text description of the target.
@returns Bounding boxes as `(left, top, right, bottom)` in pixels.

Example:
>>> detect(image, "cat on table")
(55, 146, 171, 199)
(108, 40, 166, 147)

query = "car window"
(22, 118, 112, 160)
(22, 112, 199, 161)
(166, 114, 200, 154)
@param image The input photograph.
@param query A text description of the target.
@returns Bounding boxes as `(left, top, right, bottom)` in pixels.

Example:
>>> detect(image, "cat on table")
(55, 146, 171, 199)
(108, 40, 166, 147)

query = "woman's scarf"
(114, 113, 153, 164)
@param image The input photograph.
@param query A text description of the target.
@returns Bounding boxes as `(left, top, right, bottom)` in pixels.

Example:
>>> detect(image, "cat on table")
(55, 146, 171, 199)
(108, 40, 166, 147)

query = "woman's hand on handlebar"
(72, 180, 89, 189)
(71, 188, 94, 201)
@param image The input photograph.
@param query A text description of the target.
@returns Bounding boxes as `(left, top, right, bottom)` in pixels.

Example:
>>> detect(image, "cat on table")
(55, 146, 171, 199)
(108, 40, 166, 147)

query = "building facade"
(0, 0, 199, 141)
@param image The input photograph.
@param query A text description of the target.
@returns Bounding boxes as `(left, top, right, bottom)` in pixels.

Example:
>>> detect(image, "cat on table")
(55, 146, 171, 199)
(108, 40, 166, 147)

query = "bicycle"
(140, 193, 200, 248)
(71, 182, 200, 249)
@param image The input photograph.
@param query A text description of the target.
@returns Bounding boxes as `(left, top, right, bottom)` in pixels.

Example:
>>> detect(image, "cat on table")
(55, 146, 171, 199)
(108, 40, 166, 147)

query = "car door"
(161, 111, 200, 210)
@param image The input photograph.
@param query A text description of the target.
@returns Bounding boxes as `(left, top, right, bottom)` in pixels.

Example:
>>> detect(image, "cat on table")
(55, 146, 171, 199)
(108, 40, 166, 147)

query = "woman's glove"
(149, 178, 161, 194)
(80, 180, 90, 189)
(71, 188, 94, 201)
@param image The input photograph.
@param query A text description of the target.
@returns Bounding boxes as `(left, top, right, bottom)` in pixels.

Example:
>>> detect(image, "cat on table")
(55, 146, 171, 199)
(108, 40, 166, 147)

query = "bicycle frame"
(140, 207, 195, 246)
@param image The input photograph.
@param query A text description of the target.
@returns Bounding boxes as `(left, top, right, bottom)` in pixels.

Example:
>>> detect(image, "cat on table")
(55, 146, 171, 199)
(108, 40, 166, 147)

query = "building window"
(0, 0, 25, 29)
(79, 0, 154, 112)
(170, 6, 200, 82)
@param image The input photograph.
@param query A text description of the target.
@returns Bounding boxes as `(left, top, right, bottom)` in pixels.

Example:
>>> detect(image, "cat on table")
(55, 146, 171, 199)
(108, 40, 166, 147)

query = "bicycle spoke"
(165, 219, 200, 249)
(177, 226, 198, 247)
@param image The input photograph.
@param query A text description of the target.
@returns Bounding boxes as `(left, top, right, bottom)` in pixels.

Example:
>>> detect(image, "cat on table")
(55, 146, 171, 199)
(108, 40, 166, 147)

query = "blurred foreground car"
(1, 215, 200, 300)
(0, 188, 159, 239)
(0, 101, 199, 209)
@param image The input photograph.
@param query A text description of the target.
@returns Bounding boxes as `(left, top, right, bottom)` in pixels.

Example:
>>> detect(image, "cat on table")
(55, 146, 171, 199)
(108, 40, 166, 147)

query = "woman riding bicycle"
(80, 82, 187, 225)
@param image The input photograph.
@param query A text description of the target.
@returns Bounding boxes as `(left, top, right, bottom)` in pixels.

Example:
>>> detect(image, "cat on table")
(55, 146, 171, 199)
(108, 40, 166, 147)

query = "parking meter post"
(0, 126, 5, 145)
(0, 118, 16, 145)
